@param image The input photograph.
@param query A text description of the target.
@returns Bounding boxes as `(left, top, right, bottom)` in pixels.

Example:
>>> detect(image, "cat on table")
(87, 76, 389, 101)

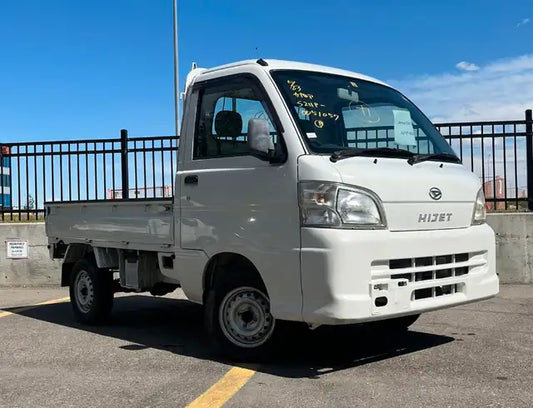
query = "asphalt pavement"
(0, 285, 531, 408)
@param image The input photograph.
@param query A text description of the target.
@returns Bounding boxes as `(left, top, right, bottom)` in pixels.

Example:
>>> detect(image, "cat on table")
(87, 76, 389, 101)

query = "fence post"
(120, 129, 129, 200)
(0, 145, 5, 220)
(526, 110, 533, 211)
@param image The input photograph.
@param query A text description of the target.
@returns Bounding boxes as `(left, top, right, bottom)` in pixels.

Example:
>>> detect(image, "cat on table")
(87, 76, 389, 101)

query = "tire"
(69, 258, 114, 325)
(204, 272, 276, 361)
(370, 314, 420, 333)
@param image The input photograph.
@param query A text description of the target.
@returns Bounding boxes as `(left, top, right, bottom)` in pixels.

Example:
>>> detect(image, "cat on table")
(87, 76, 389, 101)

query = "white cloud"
(455, 61, 480, 72)
(516, 18, 530, 28)
(389, 54, 533, 122)
(389, 55, 533, 190)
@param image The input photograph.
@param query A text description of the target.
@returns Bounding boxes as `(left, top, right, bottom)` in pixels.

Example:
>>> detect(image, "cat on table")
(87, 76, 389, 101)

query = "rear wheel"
(69, 258, 114, 325)
(205, 272, 276, 360)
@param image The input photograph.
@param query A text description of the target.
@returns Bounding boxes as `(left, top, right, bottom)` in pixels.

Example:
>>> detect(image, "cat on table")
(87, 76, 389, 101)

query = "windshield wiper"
(330, 147, 415, 163)
(407, 153, 462, 166)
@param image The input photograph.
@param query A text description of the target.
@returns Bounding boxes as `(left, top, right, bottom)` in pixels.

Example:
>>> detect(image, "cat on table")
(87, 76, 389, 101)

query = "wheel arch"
(61, 243, 93, 287)
(202, 252, 267, 303)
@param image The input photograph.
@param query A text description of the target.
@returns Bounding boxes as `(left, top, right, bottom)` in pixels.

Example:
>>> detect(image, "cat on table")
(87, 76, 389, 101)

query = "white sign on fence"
(6, 239, 29, 259)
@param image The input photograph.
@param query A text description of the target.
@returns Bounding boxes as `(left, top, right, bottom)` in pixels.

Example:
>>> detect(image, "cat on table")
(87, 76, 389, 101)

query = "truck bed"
(45, 199, 174, 252)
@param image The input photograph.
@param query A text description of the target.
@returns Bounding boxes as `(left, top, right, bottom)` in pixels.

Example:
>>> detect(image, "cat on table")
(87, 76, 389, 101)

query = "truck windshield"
(271, 70, 455, 157)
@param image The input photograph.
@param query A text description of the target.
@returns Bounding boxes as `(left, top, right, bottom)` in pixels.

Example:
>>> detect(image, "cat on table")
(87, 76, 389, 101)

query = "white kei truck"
(46, 59, 499, 359)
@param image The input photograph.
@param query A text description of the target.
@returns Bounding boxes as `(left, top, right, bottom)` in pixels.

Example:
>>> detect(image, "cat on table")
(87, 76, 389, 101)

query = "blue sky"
(0, 0, 532, 142)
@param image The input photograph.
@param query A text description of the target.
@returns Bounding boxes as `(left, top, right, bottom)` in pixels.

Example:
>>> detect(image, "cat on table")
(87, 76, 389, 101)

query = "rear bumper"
(300, 224, 498, 325)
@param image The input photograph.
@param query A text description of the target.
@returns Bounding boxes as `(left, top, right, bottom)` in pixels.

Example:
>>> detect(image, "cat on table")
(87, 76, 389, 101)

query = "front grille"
(371, 251, 487, 305)
(413, 284, 460, 300)
(388, 253, 470, 282)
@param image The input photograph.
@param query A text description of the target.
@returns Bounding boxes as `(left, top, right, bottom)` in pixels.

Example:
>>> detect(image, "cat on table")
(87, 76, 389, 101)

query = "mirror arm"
(267, 150, 281, 164)
(250, 148, 283, 164)
(251, 151, 268, 161)
(268, 136, 287, 164)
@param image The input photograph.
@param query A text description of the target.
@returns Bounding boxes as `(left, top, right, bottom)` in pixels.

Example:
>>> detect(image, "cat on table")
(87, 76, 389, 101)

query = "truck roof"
(197, 59, 389, 87)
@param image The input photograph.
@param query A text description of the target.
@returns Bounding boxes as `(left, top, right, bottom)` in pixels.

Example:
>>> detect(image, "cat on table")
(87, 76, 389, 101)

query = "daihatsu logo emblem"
(429, 187, 442, 200)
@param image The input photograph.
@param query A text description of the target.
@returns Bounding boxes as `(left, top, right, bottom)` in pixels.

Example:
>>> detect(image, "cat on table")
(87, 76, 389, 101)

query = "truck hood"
(298, 155, 481, 231)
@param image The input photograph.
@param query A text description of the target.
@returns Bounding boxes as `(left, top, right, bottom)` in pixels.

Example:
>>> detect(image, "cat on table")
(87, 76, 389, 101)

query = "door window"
(194, 77, 278, 159)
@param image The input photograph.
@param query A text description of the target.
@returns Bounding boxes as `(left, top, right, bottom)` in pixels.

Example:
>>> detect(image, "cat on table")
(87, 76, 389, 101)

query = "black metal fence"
(0, 110, 532, 221)
(437, 109, 532, 211)
(0, 130, 178, 221)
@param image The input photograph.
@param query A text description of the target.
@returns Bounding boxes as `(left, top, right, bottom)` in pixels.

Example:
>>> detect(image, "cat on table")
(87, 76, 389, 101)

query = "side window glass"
(194, 78, 278, 159)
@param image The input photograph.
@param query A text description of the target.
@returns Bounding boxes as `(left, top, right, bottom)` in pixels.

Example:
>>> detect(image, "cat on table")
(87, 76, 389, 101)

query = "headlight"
(472, 188, 486, 224)
(337, 189, 382, 224)
(299, 181, 386, 228)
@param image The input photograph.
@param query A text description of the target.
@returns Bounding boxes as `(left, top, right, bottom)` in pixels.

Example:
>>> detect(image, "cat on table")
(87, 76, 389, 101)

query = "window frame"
(192, 73, 285, 161)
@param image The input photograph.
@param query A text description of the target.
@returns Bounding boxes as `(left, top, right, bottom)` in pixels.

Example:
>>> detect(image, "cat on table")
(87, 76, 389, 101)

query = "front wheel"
(69, 258, 114, 325)
(205, 277, 276, 360)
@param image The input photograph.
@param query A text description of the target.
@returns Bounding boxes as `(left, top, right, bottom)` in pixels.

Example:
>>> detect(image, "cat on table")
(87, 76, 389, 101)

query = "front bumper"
(300, 224, 499, 325)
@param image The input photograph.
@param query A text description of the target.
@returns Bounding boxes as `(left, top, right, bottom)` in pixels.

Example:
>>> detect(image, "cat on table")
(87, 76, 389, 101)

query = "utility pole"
(172, 0, 180, 136)
(526, 109, 532, 210)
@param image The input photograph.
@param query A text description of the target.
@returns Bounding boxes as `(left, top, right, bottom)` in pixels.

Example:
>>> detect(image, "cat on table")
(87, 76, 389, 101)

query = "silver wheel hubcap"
(75, 270, 94, 313)
(219, 287, 275, 348)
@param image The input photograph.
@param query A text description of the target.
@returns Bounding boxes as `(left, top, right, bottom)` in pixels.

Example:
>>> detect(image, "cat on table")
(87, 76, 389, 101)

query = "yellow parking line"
(0, 296, 70, 318)
(187, 366, 256, 408)
(2, 296, 254, 407)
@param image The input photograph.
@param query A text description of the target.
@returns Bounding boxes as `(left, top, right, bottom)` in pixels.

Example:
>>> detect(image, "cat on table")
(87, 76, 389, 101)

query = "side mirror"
(248, 118, 275, 161)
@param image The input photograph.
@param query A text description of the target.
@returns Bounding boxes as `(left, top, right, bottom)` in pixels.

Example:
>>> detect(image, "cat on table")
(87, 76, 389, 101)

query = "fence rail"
(1, 110, 532, 221)
(0, 130, 178, 221)
(437, 109, 532, 212)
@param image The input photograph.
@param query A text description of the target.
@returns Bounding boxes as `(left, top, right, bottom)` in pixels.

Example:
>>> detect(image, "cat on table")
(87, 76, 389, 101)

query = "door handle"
(184, 175, 198, 185)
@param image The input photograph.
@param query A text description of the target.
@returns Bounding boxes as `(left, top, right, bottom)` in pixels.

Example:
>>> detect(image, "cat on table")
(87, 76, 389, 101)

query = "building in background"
(1, 146, 11, 209)
(106, 185, 172, 200)
(483, 176, 505, 210)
